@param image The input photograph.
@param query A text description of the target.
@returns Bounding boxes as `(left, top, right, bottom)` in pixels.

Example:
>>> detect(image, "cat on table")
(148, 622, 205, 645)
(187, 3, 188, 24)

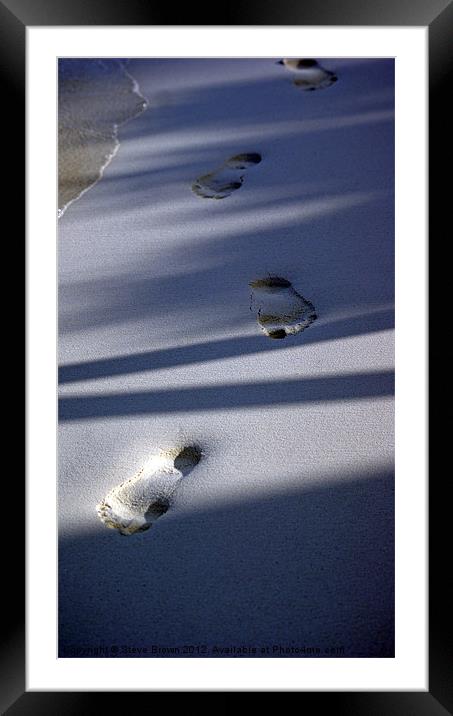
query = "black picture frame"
(8, 0, 450, 710)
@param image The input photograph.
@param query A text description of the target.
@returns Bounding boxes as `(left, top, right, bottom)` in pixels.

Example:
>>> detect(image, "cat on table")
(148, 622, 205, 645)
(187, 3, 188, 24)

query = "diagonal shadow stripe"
(59, 309, 394, 384)
(59, 370, 394, 421)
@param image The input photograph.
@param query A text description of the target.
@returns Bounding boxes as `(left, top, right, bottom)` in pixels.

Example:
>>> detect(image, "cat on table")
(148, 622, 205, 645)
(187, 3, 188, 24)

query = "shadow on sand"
(59, 308, 394, 384)
(59, 369, 394, 421)
(59, 466, 394, 657)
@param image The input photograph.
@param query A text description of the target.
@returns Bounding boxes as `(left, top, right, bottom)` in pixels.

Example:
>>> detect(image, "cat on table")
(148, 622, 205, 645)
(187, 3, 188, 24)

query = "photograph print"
(58, 56, 394, 659)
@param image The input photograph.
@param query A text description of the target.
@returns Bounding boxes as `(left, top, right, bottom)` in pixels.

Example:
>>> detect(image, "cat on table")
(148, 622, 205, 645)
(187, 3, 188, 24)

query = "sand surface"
(58, 58, 394, 657)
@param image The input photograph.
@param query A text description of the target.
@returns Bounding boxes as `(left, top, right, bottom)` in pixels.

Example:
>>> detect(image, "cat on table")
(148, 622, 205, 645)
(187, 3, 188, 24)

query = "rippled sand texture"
(58, 59, 147, 216)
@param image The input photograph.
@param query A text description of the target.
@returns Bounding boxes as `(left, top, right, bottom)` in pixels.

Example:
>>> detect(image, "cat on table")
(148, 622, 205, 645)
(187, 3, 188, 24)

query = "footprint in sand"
(96, 445, 202, 535)
(250, 276, 317, 339)
(192, 153, 262, 199)
(277, 58, 338, 91)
